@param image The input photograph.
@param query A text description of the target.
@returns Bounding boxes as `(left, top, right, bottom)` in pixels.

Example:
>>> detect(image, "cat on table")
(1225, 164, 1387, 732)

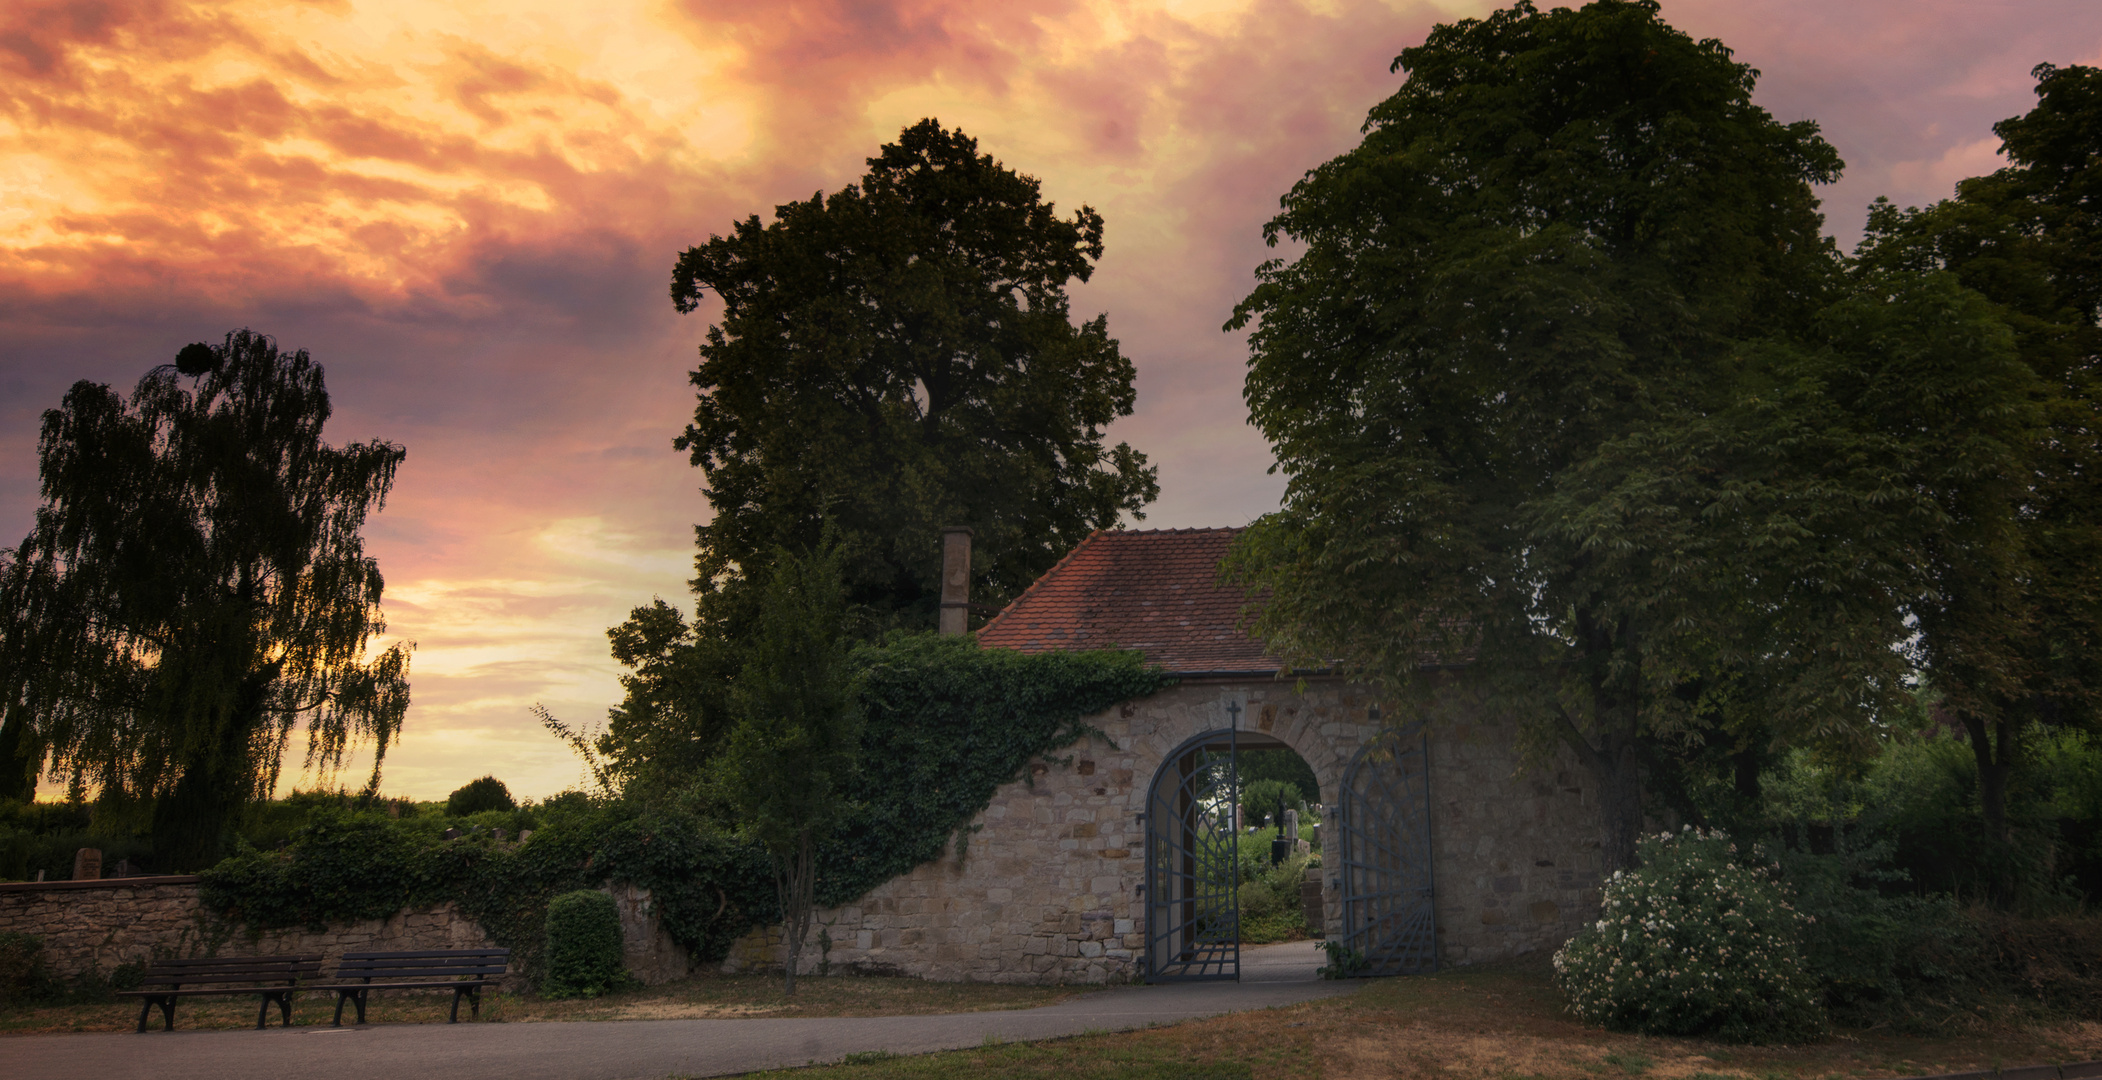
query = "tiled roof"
(976, 527, 1280, 675)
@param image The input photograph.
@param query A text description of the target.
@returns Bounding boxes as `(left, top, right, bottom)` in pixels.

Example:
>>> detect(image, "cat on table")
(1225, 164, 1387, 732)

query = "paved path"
(11, 943, 1354, 1080)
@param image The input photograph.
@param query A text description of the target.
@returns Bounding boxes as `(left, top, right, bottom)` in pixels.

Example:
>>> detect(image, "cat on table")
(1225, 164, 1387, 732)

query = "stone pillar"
(938, 527, 973, 636)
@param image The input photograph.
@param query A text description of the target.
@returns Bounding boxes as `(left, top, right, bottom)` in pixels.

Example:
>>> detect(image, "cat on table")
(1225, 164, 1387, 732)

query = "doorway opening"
(1142, 730, 1324, 982)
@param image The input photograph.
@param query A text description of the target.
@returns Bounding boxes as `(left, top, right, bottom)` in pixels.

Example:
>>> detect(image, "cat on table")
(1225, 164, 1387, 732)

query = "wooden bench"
(117, 954, 324, 1032)
(312, 948, 511, 1026)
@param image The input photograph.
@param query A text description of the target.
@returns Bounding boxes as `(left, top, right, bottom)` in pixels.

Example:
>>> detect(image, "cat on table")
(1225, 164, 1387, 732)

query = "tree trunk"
(151, 703, 260, 872)
(1593, 734, 1643, 874)
(775, 832, 817, 995)
(1555, 708, 1645, 874)
(0, 700, 36, 802)
(1959, 711, 2017, 900)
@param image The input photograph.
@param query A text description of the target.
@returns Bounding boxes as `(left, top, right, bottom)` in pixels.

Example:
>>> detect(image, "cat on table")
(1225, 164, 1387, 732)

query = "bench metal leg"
(256, 994, 270, 1030)
(468, 986, 482, 1020)
(135, 996, 154, 1033)
(334, 989, 368, 1026)
(156, 997, 176, 1032)
(263, 990, 295, 1028)
(449, 987, 463, 1023)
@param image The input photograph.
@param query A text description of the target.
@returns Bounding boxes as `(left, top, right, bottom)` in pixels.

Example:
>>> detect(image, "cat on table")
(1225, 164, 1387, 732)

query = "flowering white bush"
(1552, 826, 1826, 1043)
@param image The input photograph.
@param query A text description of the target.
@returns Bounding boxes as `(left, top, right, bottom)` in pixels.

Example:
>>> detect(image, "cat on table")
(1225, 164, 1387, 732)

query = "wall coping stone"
(0, 875, 201, 893)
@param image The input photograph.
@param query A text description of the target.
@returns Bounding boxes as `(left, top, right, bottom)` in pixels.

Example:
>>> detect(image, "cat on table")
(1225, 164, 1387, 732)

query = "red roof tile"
(976, 527, 1280, 675)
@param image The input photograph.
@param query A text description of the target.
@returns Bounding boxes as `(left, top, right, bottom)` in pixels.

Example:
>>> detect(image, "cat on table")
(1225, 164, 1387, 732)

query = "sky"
(4, 0, 2099, 801)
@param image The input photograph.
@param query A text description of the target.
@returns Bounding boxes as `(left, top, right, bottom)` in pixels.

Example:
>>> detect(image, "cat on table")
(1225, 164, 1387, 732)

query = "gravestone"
(72, 848, 102, 881)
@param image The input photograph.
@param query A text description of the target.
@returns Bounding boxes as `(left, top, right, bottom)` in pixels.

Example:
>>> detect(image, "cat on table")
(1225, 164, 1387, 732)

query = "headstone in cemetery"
(443, 827, 462, 840)
(491, 828, 509, 842)
(518, 829, 534, 843)
(72, 847, 102, 881)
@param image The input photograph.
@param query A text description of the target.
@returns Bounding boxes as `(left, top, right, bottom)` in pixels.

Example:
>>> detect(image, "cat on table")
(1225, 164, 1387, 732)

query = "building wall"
(721, 677, 1605, 982)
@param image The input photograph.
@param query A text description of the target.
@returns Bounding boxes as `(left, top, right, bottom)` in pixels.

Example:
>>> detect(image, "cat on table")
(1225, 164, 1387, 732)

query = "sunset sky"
(4, 0, 2098, 801)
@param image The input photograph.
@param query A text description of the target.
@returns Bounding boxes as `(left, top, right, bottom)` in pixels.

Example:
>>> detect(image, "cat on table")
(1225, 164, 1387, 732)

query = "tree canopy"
(1223, 0, 2030, 871)
(669, 119, 1157, 630)
(0, 330, 411, 870)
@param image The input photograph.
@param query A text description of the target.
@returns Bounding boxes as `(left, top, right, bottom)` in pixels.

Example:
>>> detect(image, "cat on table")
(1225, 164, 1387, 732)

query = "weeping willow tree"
(0, 330, 411, 870)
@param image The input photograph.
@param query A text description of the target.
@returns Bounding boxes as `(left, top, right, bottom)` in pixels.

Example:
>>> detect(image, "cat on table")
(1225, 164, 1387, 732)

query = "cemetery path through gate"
(1336, 720, 1436, 975)
(1143, 727, 1239, 981)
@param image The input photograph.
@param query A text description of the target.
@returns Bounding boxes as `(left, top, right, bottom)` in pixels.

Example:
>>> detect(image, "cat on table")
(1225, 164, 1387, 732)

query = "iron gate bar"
(1143, 723, 1240, 982)
(1337, 720, 1436, 976)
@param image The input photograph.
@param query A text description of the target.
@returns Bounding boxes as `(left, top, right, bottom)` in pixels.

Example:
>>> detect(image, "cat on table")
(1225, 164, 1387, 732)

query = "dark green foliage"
(1850, 64, 2102, 887)
(540, 890, 630, 999)
(596, 599, 741, 800)
(0, 932, 62, 1009)
(200, 813, 417, 930)
(447, 776, 516, 817)
(1223, 0, 2035, 878)
(715, 541, 863, 993)
(0, 329, 410, 871)
(0, 798, 153, 881)
(669, 119, 1157, 637)
(1236, 749, 1318, 807)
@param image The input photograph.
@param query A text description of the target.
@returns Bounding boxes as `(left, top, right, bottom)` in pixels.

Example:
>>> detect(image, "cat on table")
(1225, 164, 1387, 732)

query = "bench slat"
(143, 954, 321, 967)
(338, 950, 510, 961)
(140, 967, 319, 977)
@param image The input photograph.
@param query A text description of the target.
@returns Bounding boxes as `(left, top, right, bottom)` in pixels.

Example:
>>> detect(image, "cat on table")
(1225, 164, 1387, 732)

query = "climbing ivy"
(816, 633, 1169, 906)
(199, 634, 1169, 984)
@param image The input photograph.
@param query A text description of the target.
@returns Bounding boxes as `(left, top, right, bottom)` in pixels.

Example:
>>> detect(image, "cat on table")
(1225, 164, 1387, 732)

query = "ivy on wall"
(200, 634, 1170, 983)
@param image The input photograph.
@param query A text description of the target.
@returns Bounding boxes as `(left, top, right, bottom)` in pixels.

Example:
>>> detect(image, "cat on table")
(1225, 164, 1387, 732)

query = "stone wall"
(720, 676, 1605, 983)
(0, 877, 691, 989)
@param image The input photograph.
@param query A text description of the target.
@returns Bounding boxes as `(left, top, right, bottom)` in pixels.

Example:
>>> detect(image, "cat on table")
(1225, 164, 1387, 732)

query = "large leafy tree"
(600, 120, 1157, 791)
(668, 119, 1157, 626)
(1224, 0, 2025, 871)
(0, 331, 411, 870)
(1852, 64, 2102, 871)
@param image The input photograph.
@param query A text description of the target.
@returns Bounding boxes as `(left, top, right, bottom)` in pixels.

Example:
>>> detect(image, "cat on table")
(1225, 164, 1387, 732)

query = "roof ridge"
(1099, 526, 1245, 537)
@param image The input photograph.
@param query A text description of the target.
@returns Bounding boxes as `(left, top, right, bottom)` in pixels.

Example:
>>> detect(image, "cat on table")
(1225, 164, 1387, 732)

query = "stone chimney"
(939, 527, 973, 636)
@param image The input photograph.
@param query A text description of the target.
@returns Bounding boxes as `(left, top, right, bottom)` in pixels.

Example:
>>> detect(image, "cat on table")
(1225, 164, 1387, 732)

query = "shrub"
(1236, 843, 1317, 943)
(1553, 827, 1825, 1043)
(0, 932, 62, 1010)
(541, 890, 630, 999)
(447, 776, 516, 817)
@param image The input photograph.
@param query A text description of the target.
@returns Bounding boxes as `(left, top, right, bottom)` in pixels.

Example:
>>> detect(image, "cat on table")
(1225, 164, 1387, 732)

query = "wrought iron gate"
(1143, 728, 1239, 981)
(1336, 720, 1436, 975)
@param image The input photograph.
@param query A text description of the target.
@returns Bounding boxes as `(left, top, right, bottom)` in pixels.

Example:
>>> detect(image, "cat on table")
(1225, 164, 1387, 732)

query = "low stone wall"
(0, 877, 692, 989)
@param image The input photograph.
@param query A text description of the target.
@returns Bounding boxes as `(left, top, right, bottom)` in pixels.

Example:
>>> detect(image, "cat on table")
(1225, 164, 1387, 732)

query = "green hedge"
(541, 890, 629, 999)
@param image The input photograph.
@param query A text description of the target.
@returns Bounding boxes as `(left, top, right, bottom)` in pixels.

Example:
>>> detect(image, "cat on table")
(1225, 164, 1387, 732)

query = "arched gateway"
(720, 528, 1605, 984)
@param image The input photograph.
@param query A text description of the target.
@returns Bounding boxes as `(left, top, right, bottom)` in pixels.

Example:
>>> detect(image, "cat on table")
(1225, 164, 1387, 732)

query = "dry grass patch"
(731, 955, 2102, 1080)
(0, 971, 1088, 1035)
